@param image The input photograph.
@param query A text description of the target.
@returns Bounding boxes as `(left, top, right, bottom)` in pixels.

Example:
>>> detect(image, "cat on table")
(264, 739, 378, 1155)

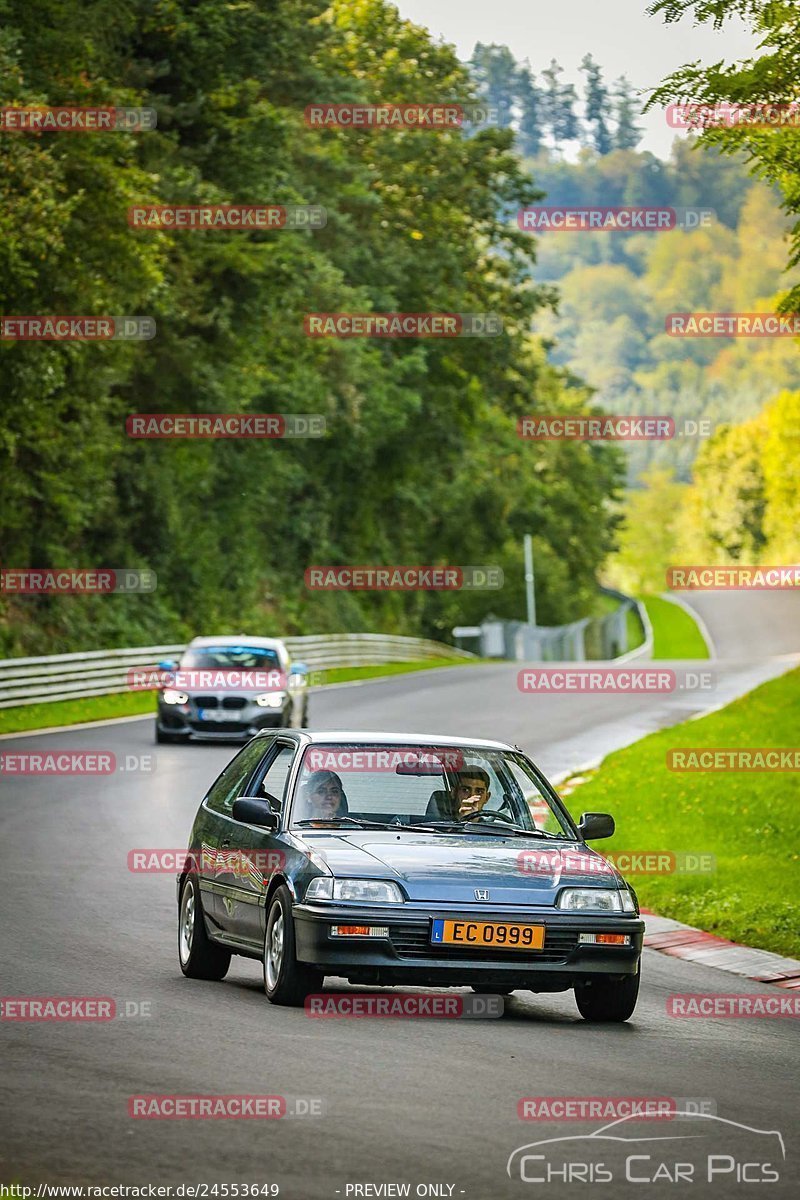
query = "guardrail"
(0, 635, 475, 709)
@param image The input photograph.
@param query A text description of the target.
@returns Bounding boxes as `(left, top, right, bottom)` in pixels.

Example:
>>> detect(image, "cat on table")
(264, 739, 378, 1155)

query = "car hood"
(299, 830, 621, 904)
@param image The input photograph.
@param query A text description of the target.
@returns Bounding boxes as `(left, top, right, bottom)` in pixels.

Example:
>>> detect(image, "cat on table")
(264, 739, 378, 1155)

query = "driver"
(428, 767, 492, 820)
(300, 769, 348, 823)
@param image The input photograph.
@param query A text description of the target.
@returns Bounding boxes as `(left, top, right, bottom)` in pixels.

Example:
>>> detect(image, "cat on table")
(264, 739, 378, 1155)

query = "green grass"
(0, 657, 480, 735)
(0, 690, 156, 735)
(562, 667, 800, 957)
(313, 657, 478, 686)
(642, 595, 710, 659)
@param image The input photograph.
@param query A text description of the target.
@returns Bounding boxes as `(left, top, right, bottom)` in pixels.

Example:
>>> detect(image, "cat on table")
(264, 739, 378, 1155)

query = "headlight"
(558, 888, 628, 912)
(162, 688, 189, 705)
(305, 878, 404, 904)
(255, 692, 286, 708)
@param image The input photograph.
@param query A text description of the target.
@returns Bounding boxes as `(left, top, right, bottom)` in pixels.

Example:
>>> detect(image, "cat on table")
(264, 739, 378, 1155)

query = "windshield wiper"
(294, 816, 397, 830)
(403, 820, 559, 839)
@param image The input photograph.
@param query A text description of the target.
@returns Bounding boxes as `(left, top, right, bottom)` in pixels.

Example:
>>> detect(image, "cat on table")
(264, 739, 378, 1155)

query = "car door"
(223, 739, 298, 946)
(200, 737, 274, 929)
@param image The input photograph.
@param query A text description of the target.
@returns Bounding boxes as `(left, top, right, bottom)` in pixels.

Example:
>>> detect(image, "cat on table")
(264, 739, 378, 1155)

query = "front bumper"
(294, 902, 644, 990)
(157, 697, 289, 740)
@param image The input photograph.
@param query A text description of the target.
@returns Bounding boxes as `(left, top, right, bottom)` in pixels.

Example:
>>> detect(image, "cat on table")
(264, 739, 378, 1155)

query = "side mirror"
(232, 797, 279, 830)
(158, 659, 178, 672)
(578, 812, 615, 841)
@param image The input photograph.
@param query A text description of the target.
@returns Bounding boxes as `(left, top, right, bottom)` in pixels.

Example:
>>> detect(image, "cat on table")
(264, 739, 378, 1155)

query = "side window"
(253, 743, 296, 811)
(206, 740, 270, 815)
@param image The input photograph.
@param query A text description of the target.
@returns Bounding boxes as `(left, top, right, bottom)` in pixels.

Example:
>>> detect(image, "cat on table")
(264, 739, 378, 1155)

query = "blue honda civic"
(177, 731, 643, 1021)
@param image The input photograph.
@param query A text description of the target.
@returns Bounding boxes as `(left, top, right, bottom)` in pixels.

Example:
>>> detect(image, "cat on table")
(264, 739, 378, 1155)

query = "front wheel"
(263, 886, 322, 1006)
(178, 875, 231, 980)
(574, 964, 640, 1023)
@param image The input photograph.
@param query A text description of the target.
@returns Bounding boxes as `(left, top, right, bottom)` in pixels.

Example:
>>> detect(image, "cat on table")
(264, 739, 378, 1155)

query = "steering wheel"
(461, 809, 506, 823)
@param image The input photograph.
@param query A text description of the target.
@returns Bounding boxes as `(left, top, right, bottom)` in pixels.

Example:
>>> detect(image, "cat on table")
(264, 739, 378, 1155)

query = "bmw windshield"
(290, 743, 576, 838)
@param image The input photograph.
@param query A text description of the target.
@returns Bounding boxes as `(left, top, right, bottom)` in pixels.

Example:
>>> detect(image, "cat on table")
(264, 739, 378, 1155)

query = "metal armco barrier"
(0, 634, 475, 709)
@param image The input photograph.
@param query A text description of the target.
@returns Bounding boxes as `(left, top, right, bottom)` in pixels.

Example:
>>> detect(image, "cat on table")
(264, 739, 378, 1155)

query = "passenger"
(301, 769, 348, 823)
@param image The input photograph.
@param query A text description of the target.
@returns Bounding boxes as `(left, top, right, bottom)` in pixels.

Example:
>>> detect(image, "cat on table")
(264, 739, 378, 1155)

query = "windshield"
(181, 645, 281, 670)
(291, 743, 575, 838)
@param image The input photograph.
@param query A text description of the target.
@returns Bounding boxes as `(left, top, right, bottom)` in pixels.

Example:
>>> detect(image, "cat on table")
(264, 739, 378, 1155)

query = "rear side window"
(206, 740, 270, 814)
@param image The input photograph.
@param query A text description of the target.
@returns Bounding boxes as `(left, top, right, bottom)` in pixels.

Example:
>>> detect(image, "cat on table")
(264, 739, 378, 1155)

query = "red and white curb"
(642, 909, 800, 989)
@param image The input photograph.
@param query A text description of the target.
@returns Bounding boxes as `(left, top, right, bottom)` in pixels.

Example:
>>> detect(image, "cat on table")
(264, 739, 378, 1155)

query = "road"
(1, 592, 798, 1197)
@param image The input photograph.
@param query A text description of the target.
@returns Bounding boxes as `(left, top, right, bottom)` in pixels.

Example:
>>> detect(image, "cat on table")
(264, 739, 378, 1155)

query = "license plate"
(197, 709, 226, 722)
(430, 919, 545, 951)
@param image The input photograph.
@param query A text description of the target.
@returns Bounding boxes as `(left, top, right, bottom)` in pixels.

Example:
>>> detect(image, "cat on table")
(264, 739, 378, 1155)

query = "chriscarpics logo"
(506, 1112, 785, 1186)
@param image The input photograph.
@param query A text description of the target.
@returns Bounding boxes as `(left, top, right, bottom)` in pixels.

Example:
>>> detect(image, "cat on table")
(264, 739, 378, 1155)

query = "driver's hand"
(459, 797, 482, 818)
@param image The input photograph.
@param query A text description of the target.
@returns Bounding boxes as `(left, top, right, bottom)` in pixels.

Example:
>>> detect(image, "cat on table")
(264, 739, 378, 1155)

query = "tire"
(263, 885, 323, 1006)
(574, 964, 640, 1023)
(178, 874, 231, 980)
(471, 985, 514, 996)
(301, 699, 310, 729)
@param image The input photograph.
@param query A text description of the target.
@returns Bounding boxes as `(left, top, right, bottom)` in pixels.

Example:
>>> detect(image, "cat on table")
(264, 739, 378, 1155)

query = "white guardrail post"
(0, 635, 476, 709)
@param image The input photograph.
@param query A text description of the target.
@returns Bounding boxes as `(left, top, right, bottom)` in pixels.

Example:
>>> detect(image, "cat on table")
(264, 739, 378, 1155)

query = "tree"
(517, 63, 544, 157)
(468, 42, 518, 128)
(541, 59, 581, 149)
(580, 54, 612, 154)
(647, 0, 800, 309)
(613, 76, 643, 150)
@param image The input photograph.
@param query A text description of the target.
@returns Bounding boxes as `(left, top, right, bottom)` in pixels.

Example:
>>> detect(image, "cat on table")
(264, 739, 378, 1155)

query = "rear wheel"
(263, 885, 322, 1006)
(574, 964, 640, 1022)
(178, 875, 231, 980)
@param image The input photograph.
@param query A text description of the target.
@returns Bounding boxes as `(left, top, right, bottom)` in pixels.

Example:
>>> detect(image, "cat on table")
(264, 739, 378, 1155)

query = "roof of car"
(289, 730, 514, 751)
(187, 635, 286, 649)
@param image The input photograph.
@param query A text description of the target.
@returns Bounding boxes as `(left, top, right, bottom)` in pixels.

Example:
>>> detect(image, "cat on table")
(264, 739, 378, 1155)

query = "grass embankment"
(0, 657, 479, 735)
(641, 595, 710, 659)
(563, 667, 800, 958)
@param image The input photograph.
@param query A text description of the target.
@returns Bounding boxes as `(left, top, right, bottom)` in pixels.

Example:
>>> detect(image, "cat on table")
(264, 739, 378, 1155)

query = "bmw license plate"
(431, 919, 544, 951)
(197, 709, 226, 722)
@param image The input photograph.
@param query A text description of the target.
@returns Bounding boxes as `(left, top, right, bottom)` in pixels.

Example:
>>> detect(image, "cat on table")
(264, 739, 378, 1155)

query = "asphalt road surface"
(1, 592, 798, 1198)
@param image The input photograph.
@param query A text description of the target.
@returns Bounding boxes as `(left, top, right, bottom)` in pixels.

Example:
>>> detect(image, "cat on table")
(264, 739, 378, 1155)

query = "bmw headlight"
(162, 688, 189, 705)
(558, 888, 633, 913)
(305, 878, 404, 904)
(255, 692, 286, 708)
